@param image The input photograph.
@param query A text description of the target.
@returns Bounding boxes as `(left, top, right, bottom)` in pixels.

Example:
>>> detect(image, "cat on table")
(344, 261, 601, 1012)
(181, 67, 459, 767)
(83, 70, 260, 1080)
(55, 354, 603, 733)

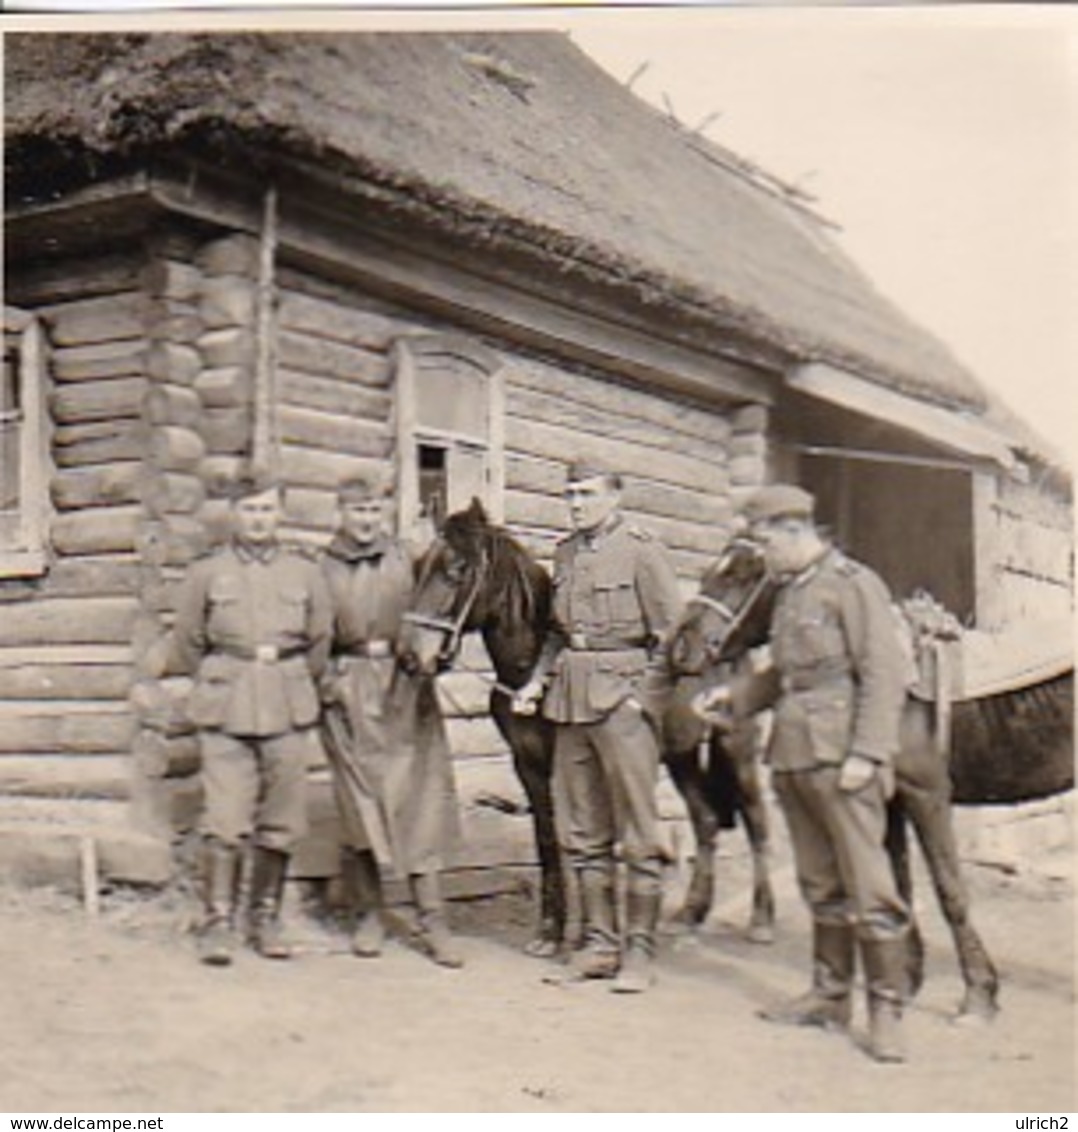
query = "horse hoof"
(952, 996, 998, 1026)
(523, 937, 561, 960)
(746, 923, 775, 945)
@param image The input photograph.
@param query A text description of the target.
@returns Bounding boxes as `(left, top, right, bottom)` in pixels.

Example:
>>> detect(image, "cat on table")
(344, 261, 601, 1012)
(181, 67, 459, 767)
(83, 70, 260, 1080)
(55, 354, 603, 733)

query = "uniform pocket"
(594, 579, 640, 630)
(277, 583, 310, 635)
(804, 692, 854, 764)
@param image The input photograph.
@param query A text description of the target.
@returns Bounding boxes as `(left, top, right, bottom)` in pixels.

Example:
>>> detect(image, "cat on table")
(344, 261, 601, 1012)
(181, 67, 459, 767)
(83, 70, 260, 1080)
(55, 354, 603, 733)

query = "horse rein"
(402, 542, 490, 666)
(689, 564, 773, 666)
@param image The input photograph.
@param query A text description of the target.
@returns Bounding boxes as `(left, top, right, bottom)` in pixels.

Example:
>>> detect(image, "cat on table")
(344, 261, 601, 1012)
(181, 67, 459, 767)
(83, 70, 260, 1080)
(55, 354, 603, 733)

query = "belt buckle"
(569, 632, 588, 650)
(255, 644, 279, 663)
(367, 640, 392, 659)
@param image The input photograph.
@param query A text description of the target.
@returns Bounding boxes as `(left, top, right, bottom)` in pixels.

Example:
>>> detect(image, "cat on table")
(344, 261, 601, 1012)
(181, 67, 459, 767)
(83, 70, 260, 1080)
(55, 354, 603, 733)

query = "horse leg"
(665, 742, 720, 930)
(730, 737, 775, 944)
(884, 797, 925, 999)
(902, 782, 1000, 1021)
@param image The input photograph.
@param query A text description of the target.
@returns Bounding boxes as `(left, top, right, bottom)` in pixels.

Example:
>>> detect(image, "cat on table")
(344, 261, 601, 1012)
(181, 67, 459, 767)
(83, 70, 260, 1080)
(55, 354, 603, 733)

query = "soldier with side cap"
(700, 483, 911, 1062)
(161, 471, 332, 965)
(513, 459, 682, 993)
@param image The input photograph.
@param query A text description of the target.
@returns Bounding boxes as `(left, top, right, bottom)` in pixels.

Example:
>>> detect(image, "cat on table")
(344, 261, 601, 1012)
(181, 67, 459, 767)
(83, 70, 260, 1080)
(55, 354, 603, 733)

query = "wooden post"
(393, 339, 419, 537)
(252, 186, 279, 477)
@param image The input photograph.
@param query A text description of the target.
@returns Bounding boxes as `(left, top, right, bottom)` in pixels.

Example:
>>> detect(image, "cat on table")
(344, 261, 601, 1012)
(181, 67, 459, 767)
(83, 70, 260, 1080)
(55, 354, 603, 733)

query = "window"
(1, 306, 48, 576)
(393, 335, 505, 538)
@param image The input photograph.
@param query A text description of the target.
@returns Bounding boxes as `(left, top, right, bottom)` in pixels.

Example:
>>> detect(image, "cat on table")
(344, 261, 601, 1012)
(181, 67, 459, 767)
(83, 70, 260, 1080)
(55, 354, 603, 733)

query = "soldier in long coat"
(162, 473, 332, 965)
(320, 475, 462, 967)
(714, 483, 912, 1062)
(514, 459, 682, 993)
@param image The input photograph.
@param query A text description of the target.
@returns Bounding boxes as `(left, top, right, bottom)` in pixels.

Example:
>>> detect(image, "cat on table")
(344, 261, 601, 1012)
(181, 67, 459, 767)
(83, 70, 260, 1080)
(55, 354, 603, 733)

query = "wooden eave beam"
(146, 160, 773, 409)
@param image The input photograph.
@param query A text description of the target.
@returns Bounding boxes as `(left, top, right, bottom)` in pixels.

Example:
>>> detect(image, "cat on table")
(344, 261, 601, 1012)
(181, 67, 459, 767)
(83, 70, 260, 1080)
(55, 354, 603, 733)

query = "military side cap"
(337, 473, 391, 503)
(742, 483, 815, 523)
(224, 466, 283, 502)
(566, 458, 621, 486)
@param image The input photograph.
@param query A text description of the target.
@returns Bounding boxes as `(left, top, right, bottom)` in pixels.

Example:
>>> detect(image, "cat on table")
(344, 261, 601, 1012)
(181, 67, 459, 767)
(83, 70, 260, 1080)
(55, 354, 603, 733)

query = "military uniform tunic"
(765, 547, 910, 940)
(169, 540, 332, 852)
(538, 515, 682, 893)
(320, 536, 460, 876)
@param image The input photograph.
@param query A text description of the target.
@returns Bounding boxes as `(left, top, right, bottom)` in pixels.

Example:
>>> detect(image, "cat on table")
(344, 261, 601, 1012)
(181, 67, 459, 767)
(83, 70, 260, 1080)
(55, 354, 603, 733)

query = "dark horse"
(674, 540, 1075, 1020)
(396, 500, 782, 956)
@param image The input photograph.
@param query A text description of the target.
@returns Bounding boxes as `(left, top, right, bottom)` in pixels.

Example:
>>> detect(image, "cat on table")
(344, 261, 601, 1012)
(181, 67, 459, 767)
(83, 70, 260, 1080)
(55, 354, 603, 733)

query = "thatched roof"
(3, 31, 993, 415)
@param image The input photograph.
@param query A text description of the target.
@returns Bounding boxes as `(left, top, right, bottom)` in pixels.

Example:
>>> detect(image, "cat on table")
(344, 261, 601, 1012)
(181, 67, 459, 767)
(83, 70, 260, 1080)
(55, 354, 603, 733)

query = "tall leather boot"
(198, 838, 240, 966)
(862, 937, 909, 1063)
(570, 866, 620, 980)
(758, 921, 854, 1029)
(248, 847, 293, 960)
(341, 848, 386, 958)
(410, 872, 464, 969)
(611, 882, 661, 994)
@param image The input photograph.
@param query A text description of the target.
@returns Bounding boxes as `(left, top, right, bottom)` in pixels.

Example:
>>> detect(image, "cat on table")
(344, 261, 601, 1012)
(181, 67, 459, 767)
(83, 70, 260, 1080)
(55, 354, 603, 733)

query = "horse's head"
(398, 497, 493, 677)
(667, 536, 777, 677)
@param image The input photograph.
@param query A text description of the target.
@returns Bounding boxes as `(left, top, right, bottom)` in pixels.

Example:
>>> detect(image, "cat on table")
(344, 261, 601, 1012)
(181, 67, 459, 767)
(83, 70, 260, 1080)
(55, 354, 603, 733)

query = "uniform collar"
(327, 530, 391, 564)
(232, 538, 281, 565)
(785, 544, 834, 588)
(580, 512, 623, 550)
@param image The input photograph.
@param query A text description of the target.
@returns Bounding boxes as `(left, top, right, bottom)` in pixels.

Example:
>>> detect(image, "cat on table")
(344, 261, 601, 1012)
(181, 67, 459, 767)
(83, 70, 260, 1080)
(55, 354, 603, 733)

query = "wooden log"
(199, 275, 257, 329)
(278, 329, 390, 386)
(44, 293, 146, 346)
(729, 432, 767, 458)
(130, 676, 195, 736)
(279, 367, 391, 421)
(504, 416, 728, 494)
(278, 404, 393, 459)
(277, 286, 410, 353)
(0, 664, 131, 700)
(0, 644, 133, 667)
(732, 403, 769, 434)
(51, 463, 142, 510)
(142, 471, 205, 516)
(144, 384, 202, 429)
(0, 708, 136, 754)
(49, 377, 148, 425)
(198, 327, 256, 368)
(149, 425, 206, 472)
(203, 408, 250, 454)
(146, 299, 204, 345)
(53, 421, 147, 467)
(278, 444, 388, 493)
(283, 486, 339, 531)
(8, 253, 143, 308)
(195, 234, 260, 277)
(198, 454, 245, 496)
(510, 356, 736, 446)
(729, 454, 767, 486)
(141, 260, 202, 303)
(51, 506, 142, 556)
(507, 385, 729, 466)
(33, 557, 142, 599)
(132, 728, 202, 778)
(52, 341, 146, 383)
(1, 596, 140, 647)
(195, 366, 251, 409)
(145, 341, 202, 386)
(0, 755, 132, 800)
(136, 514, 210, 568)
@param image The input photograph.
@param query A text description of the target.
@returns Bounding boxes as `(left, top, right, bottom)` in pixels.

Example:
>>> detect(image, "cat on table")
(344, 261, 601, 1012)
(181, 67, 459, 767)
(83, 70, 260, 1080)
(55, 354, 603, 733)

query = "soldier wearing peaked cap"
(513, 458, 683, 993)
(717, 482, 912, 1061)
(161, 471, 332, 965)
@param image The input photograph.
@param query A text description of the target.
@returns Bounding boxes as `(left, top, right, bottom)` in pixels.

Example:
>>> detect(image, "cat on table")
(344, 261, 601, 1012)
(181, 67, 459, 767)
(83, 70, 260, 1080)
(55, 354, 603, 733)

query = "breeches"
(773, 766, 908, 941)
(555, 700, 663, 886)
(200, 729, 310, 853)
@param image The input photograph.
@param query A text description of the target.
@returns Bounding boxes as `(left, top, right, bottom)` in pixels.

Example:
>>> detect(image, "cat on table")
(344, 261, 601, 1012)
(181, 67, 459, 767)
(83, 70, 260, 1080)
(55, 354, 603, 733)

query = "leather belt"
(781, 671, 852, 693)
(567, 632, 645, 652)
(338, 640, 393, 659)
(214, 644, 307, 663)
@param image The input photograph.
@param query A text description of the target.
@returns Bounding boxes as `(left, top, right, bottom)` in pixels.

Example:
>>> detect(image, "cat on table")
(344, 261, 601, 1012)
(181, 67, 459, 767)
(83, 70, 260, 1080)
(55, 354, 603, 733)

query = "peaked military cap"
(742, 483, 815, 523)
(566, 458, 622, 488)
(337, 472, 392, 503)
(224, 466, 283, 503)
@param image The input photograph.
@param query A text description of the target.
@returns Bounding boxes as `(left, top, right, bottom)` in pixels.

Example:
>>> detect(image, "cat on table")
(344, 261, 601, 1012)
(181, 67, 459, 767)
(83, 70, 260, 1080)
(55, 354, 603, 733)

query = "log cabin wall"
(0, 249, 150, 833)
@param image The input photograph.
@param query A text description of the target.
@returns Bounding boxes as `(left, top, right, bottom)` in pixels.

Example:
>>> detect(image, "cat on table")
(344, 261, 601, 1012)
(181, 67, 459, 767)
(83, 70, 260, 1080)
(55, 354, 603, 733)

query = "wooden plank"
(0, 665, 131, 700)
(0, 755, 131, 800)
(53, 422, 147, 468)
(277, 328, 392, 386)
(0, 597, 139, 646)
(0, 644, 133, 666)
(0, 796, 129, 827)
(505, 415, 728, 493)
(51, 463, 143, 510)
(35, 558, 141, 599)
(51, 506, 141, 556)
(6, 253, 144, 308)
(0, 711, 136, 754)
(278, 367, 392, 422)
(282, 486, 339, 531)
(507, 383, 730, 465)
(49, 378, 148, 425)
(278, 404, 393, 459)
(279, 444, 389, 493)
(43, 293, 147, 347)
(52, 341, 147, 383)
(277, 284, 412, 353)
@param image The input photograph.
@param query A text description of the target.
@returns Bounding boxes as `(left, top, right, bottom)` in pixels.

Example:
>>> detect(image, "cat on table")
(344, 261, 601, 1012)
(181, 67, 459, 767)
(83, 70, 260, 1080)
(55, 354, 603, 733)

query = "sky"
(563, 6, 1078, 468)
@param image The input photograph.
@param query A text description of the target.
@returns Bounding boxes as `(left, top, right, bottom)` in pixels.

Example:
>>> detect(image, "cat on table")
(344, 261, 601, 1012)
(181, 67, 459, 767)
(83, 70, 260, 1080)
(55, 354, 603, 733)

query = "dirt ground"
(0, 835, 1074, 1114)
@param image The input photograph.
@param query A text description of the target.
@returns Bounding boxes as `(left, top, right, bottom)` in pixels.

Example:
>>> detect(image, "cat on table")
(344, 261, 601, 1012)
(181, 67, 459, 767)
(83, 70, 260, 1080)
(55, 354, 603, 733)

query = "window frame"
(1, 306, 49, 577)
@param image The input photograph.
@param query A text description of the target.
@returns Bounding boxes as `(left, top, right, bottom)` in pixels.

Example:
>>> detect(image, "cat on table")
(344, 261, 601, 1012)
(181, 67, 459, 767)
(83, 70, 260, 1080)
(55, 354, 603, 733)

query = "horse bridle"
(687, 556, 773, 665)
(402, 541, 490, 667)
